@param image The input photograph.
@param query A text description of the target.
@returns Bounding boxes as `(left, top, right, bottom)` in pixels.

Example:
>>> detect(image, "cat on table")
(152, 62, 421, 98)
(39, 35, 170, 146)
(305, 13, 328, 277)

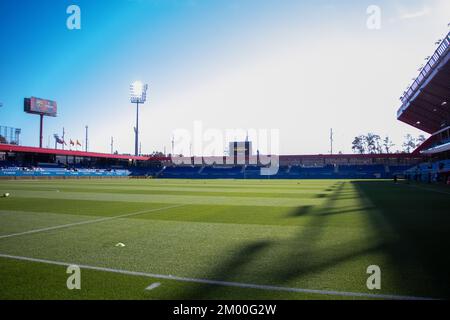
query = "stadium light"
(130, 81, 148, 156)
(130, 81, 148, 104)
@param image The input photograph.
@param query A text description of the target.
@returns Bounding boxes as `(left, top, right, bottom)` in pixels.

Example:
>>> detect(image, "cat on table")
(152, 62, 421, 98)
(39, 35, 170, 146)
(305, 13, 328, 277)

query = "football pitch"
(0, 178, 449, 300)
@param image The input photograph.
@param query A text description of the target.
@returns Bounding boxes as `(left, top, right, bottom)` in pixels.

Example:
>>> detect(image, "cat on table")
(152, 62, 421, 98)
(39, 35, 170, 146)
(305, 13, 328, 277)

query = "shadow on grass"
(287, 205, 313, 217)
(352, 180, 450, 299)
(173, 180, 450, 299)
(287, 205, 375, 218)
(173, 182, 386, 299)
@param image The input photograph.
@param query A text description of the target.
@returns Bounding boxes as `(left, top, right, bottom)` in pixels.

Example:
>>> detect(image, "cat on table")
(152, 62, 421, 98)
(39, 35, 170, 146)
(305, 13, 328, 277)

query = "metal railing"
(397, 31, 450, 117)
(0, 126, 21, 145)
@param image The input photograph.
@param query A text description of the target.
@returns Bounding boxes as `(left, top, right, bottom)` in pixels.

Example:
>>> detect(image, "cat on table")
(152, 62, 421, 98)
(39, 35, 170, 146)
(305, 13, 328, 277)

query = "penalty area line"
(0, 204, 186, 240)
(0, 253, 436, 300)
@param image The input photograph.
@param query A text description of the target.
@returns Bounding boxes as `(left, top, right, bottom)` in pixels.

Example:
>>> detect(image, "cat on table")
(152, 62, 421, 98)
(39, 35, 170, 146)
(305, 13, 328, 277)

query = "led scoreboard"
(24, 97, 58, 148)
(24, 97, 57, 117)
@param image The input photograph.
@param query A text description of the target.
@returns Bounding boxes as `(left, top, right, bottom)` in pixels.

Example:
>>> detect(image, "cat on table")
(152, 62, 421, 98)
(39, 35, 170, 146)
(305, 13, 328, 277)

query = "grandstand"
(0, 144, 167, 178)
(1, 143, 423, 179)
(397, 30, 450, 184)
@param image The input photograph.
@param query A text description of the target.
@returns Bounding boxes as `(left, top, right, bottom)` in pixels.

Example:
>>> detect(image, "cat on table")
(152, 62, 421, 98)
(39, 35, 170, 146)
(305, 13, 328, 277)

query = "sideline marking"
(0, 204, 185, 240)
(0, 253, 436, 300)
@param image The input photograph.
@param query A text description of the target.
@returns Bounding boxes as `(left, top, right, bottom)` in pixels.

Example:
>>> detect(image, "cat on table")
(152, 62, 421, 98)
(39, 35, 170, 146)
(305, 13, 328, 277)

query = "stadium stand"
(200, 166, 244, 179)
(0, 144, 423, 179)
(336, 164, 386, 179)
(405, 159, 450, 184)
(0, 167, 130, 177)
(397, 30, 449, 184)
(158, 166, 202, 178)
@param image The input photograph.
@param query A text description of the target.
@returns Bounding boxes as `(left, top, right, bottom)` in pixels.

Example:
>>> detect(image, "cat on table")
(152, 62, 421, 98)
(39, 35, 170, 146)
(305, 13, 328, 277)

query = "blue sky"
(0, 0, 449, 155)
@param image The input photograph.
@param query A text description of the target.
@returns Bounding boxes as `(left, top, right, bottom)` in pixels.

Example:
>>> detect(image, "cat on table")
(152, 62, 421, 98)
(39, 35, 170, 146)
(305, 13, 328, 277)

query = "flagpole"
(62, 128, 65, 150)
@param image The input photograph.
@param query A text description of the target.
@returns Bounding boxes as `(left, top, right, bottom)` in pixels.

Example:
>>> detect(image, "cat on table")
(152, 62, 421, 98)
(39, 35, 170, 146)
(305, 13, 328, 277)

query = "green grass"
(0, 178, 449, 300)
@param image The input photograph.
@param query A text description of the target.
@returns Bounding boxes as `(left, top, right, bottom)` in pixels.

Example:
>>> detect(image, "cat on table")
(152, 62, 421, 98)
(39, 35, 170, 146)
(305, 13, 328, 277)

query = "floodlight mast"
(130, 81, 148, 156)
(39, 114, 44, 148)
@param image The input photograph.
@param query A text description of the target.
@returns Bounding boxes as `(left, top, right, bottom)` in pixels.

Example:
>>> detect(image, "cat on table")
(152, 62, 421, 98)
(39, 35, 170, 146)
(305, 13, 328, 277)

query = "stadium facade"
(0, 143, 422, 179)
(397, 30, 450, 183)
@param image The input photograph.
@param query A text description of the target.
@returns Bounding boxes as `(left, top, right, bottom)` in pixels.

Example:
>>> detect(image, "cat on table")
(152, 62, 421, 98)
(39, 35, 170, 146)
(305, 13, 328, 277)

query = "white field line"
(0, 253, 436, 300)
(400, 183, 450, 196)
(0, 204, 185, 240)
(145, 282, 161, 291)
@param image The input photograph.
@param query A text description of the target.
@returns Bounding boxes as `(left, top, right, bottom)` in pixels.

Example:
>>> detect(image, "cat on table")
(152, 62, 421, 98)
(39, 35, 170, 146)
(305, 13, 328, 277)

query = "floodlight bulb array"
(130, 81, 148, 103)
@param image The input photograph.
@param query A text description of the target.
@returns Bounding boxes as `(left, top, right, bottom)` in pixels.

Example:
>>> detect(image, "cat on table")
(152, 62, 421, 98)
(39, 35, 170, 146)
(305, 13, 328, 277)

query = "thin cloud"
(399, 6, 432, 20)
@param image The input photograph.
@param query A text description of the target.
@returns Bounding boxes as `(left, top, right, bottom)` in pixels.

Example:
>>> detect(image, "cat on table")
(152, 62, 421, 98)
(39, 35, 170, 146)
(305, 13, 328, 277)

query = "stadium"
(0, 1, 449, 305)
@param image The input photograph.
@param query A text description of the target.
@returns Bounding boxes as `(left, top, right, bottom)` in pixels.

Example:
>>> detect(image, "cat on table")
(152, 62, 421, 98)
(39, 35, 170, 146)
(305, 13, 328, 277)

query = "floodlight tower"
(130, 81, 148, 156)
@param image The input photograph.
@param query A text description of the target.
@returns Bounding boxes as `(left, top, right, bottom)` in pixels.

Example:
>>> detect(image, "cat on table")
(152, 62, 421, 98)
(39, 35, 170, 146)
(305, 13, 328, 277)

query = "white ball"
(4, 193, 10, 197)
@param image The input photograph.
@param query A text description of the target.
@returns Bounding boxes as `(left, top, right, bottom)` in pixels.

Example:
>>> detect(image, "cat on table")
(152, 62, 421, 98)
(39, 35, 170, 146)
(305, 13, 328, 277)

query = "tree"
(402, 134, 416, 153)
(365, 133, 380, 154)
(352, 136, 366, 154)
(416, 134, 426, 147)
(375, 135, 383, 154)
(382, 136, 395, 154)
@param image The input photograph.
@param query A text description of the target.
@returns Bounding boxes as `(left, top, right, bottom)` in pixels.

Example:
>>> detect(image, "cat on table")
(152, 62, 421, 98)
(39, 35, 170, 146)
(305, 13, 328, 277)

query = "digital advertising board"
(24, 97, 57, 117)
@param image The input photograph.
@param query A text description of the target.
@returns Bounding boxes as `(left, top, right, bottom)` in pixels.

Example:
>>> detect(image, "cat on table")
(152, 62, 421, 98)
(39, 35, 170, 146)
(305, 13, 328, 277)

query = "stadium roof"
(0, 143, 426, 163)
(0, 144, 170, 161)
(421, 141, 450, 155)
(397, 31, 450, 134)
(1, 144, 422, 164)
(279, 153, 420, 160)
(178, 153, 422, 164)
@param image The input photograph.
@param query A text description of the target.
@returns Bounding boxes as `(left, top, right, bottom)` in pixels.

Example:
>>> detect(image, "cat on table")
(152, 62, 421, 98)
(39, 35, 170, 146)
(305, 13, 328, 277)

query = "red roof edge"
(0, 144, 424, 162)
(0, 144, 170, 161)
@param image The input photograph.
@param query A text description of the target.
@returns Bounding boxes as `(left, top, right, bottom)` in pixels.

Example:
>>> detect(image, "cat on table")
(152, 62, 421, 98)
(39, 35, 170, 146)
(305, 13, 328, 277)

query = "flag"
(76, 140, 82, 146)
(54, 135, 64, 145)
